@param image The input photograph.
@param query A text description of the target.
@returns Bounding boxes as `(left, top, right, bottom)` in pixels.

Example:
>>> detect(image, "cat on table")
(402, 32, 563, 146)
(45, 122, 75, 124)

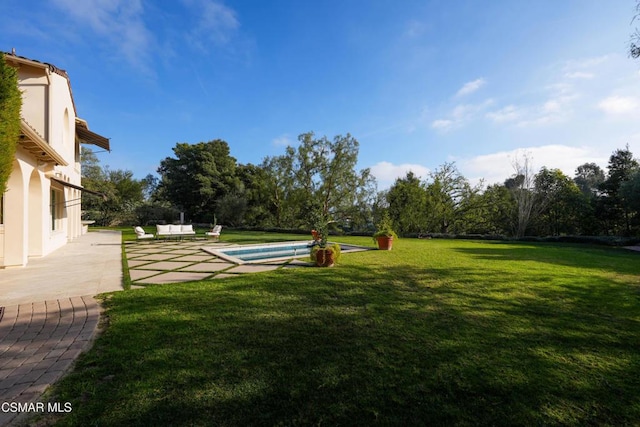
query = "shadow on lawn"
(48, 256, 640, 426)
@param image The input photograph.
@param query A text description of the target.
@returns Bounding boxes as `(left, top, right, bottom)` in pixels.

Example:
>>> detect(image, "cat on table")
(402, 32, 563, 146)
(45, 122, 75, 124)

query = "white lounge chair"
(134, 226, 155, 240)
(205, 225, 222, 241)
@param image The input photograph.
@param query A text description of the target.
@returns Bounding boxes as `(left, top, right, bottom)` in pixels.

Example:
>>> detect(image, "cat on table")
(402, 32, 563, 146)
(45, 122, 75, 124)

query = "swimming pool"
(203, 241, 367, 264)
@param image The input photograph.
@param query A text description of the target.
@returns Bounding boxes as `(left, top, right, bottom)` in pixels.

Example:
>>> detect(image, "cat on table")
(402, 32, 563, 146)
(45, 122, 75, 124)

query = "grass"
(43, 234, 640, 426)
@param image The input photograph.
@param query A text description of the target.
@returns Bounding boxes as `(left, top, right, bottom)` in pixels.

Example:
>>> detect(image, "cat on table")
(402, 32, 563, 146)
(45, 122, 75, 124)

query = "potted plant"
(309, 208, 340, 267)
(310, 242, 341, 267)
(372, 212, 398, 250)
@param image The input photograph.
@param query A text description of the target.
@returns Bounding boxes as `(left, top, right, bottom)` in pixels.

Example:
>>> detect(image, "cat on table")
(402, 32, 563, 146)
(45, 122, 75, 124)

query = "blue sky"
(2, 0, 640, 188)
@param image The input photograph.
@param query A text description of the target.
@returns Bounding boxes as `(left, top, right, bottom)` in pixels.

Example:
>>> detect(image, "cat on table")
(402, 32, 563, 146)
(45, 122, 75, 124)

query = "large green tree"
(599, 146, 639, 235)
(475, 184, 516, 235)
(573, 163, 606, 235)
(261, 154, 297, 227)
(81, 149, 146, 226)
(262, 132, 375, 229)
(532, 168, 583, 236)
(620, 170, 640, 235)
(424, 162, 482, 234)
(157, 140, 240, 223)
(0, 53, 22, 195)
(235, 163, 276, 227)
(387, 171, 428, 235)
(574, 163, 605, 197)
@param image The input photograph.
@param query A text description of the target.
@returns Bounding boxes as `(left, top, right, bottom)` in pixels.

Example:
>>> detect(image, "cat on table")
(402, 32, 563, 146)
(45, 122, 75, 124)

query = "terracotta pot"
(376, 236, 393, 250)
(315, 248, 335, 267)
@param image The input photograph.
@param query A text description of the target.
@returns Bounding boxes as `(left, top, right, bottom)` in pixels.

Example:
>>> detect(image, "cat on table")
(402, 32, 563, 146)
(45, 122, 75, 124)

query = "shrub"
(0, 53, 22, 194)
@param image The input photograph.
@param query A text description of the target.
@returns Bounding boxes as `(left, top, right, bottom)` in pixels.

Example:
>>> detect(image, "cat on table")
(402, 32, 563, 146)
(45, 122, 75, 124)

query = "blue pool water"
(219, 242, 313, 262)
(204, 241, 366, 264)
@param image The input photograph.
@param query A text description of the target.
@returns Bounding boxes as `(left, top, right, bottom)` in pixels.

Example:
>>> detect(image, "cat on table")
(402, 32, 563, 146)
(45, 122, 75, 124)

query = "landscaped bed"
(40, 234, 640, 425)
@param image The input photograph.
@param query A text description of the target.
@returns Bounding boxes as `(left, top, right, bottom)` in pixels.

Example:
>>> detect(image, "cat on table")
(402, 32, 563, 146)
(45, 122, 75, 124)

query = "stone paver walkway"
(125, 240, 314, 285)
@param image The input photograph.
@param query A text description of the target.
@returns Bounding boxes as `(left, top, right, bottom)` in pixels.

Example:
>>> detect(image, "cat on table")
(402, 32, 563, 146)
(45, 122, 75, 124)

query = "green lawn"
(44, 235, 640, 426)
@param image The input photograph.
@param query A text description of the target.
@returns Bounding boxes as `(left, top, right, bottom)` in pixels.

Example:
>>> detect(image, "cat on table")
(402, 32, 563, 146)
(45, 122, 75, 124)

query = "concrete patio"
(124, 239, 314, 284)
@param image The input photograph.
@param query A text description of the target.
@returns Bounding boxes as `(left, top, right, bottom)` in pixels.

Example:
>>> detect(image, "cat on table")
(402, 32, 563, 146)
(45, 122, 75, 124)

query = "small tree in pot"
(372, 211, 398, 250)
(308, 206, 340, 267)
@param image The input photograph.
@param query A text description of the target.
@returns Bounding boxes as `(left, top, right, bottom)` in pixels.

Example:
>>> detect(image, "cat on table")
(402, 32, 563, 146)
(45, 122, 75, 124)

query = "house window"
(0, 194, 3, 225)
(51, 188, 63, 231)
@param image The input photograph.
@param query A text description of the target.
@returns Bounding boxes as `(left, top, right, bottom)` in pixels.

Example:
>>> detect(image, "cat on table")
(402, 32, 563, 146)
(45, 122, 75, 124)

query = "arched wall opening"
(3, 160, 27, 266)
(28, 169, 44, 257)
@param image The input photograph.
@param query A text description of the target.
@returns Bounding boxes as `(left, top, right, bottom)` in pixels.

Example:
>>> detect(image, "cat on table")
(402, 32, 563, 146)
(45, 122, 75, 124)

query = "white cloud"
(565, 71, 594, 79)
(484, 56, 623, 130)
(455, 78, 486, 97)
(184, 0, 239, 48)
(52, 0, 153, 71)
(598, 96, 640, 115)
(563, 55, 610, 71)
(272, 134, 292, 147)
(458, 145, 606, 186)
(431, 99, 494, 132)
(487, 82, 577, 128)
(486, 105, 521, 123)
(542, 100, 562, 113)
(370, 161, 430, 189)
(431, 119, 454, 131)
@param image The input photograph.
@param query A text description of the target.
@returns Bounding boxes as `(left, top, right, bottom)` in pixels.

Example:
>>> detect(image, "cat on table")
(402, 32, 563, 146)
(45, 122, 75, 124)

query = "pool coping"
(202, 240, 370, 265)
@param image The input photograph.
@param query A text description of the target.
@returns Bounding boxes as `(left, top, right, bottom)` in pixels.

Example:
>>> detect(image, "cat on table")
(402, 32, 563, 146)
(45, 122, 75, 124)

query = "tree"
(573, 163, 606, 235)
(476, 184, 516, 235)
(215, 192, 248, 227)
(82, 148, 146, 226)
(424, 162, 483, 234)
(304, 132, 375, 222)
(141, 174, 159, 201)
(261, 154, 297, 227)
(386, 171, 428, 235)
(0, 53, 22, 195)
(262, 132, 375, 229)
(574, 163, 605, 197)
(508, 153, 538, 238)
(236, 163, 276, 227)
(631, 0, 640, 59)
(157, 140, 240, 222)
(599, 146, 639, 235)
(620, 170, 640, 235)
(533, 168, 583, 236)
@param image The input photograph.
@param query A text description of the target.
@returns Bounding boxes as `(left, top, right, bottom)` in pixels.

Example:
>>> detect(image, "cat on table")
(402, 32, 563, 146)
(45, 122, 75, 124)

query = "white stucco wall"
(16, 68, 48, 139)
(1, 58, 83, 267)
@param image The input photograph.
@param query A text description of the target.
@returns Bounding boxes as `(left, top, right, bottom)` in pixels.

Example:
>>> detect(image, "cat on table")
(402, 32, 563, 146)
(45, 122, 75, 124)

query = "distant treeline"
(81, 133, 640, 239)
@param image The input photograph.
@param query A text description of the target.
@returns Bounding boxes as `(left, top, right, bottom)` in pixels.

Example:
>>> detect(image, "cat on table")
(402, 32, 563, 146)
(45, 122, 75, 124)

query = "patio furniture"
(134, 226, 155, 240)
(156, 224, 197, 239)
(205, 225, 223, 241)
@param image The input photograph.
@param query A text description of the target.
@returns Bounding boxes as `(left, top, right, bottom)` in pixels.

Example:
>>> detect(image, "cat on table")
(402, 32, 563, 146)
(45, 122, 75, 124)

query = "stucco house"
(1, 51, 109, 268)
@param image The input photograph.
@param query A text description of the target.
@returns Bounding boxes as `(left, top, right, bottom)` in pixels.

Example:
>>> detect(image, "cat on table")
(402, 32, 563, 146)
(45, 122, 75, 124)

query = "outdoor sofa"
(156, 224, 197, 239)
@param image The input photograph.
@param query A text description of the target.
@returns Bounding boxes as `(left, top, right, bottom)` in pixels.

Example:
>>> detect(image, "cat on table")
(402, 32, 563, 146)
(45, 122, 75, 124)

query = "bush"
(0, 53, 22, 194)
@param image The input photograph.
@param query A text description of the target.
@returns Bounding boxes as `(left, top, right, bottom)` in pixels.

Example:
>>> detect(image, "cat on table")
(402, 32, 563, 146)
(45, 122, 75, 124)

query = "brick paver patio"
(0, 297, 100, 426)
